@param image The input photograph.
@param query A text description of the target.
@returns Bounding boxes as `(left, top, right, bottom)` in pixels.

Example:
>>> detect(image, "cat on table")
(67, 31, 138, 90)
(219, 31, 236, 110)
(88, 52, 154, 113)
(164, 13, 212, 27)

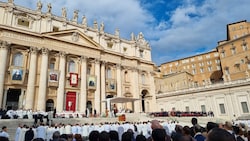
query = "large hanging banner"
(11, 68, 25, 84)
(70, 73, 78, 86)
(107, 79, 116, 92)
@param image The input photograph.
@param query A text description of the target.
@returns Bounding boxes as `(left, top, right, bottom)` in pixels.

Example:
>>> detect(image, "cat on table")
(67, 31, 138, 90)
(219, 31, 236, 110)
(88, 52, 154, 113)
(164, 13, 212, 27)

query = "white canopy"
(103, 97, 140, 103)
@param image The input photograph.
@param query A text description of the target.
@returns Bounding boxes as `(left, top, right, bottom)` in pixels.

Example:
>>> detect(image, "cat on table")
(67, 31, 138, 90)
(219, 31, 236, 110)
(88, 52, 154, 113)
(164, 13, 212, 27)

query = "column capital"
(29, 47, 38, 54)
(0, 41, 11, 49)
(101, 60, 106, 65)
(80, 56, 88, 62)
(116, 64, 121, 69)
(41, 47, 49, 55)
(132, 67, 139, 72)
(59, 51, 66, 57)
(95, 58, 100, 64)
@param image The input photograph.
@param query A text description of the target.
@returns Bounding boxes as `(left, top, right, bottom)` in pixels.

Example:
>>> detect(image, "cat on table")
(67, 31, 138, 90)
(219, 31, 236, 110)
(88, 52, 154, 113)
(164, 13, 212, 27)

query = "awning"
(103, 97, 140, 103)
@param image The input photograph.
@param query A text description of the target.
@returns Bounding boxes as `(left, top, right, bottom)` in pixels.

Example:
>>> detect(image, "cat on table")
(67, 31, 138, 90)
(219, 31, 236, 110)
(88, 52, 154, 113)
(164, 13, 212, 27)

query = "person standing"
(0, 126, 9, 139)
(15, 124, 22, 141)
(25, 126, 34, 141)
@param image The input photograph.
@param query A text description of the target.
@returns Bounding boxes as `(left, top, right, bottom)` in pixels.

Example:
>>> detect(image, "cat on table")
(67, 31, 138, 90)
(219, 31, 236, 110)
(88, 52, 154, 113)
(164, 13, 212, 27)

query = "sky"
(2, 0, 250, 65)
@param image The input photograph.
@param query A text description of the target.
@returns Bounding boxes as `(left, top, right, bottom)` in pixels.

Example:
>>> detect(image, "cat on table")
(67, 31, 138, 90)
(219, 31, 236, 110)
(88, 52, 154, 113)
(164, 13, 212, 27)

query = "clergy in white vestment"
(71, 124, 78, 135)
(36, 124, 47, 140)
(76, 124, 82, 134)
(14, 124, 22, 141)
(18, 125, 28, 141)
(88, 123, 95, 134)
(59, 124, 66, 135)
(27, 110, 33, 119)
(65, 124, 72, 134)
(81, 124, 89, 139)
(117, 125, 124, 141)
(103, 123, 110, 132)
(46, 126, 55, 141)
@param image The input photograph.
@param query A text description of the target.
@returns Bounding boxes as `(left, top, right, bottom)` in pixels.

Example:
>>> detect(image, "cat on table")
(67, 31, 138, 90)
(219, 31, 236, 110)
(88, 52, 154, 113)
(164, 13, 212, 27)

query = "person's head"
(151, 120, 163, 130)
(99, 131, 109, 141)
(2, 126, 7, 132)
(121, 131, 133, 141)
(175, 125, 183, 133)
(52, 131, 60, 140)
(60, 134, 68, 140)
(207, 127, 236, 141)
(182, 126, 191, 135)
(224, 121, 233, 130)
(191, 118, 198, 125)
(136, 134, 146, 141)
(194, 124, 202, 133)
(89, 130, 99, 141)
(74, 134, 82, 141)
(109, 130, 119, 141)
(152, 128, 167, 141)
(206, 122, 219, 133)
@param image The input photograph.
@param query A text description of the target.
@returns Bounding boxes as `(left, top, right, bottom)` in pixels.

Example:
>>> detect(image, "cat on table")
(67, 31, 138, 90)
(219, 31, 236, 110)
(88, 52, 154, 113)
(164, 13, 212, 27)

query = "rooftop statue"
(82, 16, 87, 26)
(100, 22, 104, 32)
(62, 7, 67, 18)
(36, 0, 42, 11)
(47, 3, 52, 13)
(73, 10, 78, 22)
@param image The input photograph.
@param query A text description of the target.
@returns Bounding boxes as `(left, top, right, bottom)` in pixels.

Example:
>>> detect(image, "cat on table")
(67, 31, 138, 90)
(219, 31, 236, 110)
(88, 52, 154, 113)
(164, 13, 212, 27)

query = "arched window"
(49, 58, 56, 70)
(141, 73, 145, 84)
(68, 60, 75, 72)
(107, 67, 112, 79)
(124, 71, 128, 82)
(87, 67, 91, 75)
(12, 52, 23, 67)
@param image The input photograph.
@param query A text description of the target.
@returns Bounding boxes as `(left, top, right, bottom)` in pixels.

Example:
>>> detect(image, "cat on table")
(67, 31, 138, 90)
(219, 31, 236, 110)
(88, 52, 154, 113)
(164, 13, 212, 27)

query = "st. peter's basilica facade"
(0, 0, 156, 115)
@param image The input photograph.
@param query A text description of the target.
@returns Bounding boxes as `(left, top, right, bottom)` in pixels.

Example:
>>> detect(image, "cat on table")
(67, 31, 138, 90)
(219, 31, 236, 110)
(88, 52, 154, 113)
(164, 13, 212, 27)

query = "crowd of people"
(1, 117, 250, 141)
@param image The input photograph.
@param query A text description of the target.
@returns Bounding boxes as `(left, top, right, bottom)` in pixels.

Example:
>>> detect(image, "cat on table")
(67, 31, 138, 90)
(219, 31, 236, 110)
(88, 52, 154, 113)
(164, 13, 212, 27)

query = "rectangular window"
(208, 66, 212, 72)
(221, 52, 225, 58)
(49, 63, 55, 70)
(17, 19, 30, 27)
(107, 42, 113, 48)
(200, 68, 204, 73)
(53, 26, 59, 32)
(201, 105, 206, 113)
(241, 102, 249, 113)
(242, 44, 248, 51)
(219, 103, 226, 114)
(225, 69, 230, 75)
(139, 50, 144, 58)
(185, 106, 190, 112)
(231, 47, 236, 55)
(192, 69, 196, 74)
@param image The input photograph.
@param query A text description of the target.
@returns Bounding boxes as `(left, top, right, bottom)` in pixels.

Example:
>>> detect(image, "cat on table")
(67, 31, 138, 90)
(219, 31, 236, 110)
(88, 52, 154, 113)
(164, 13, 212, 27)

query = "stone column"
(18, 89, 25, 109)
(132, 67, 140, 113)
(149, 72, 156, 112)
(94, 59, 101, 114)
(116, 64, 122, 97)
(37, 48, 49, 111)
(2, 89, 8, 109)
(0, 41, 10, 108)
(25, 47, 38, 110)
(79, 56, 87, 112)
(101, 61, 106, 114)
(56, 52, 66, 112)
